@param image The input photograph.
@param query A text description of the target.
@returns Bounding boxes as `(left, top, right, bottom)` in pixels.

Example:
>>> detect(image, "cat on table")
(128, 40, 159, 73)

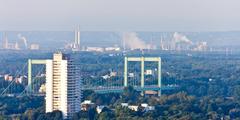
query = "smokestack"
(74, 25, 80, 50)
(3, 32, 8, 49)
(121, 32, 126, 51)
(1, 32, 3, 49)
(160, 35, 163, 50)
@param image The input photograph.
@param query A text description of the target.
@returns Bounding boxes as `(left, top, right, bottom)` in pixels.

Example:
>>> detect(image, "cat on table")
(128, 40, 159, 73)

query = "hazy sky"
(0, 0, 240, 31)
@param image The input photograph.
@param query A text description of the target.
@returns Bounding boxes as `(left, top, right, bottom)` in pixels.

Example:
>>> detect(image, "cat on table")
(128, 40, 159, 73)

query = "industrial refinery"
(122, 32, 208, 52)
(2, 30, 238, 53)
(1, 32, 40, 50)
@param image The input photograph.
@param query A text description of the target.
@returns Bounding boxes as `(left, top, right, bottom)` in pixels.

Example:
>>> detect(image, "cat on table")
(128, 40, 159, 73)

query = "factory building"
(30, 44, 40, 50)
(45, 52, 81, 119)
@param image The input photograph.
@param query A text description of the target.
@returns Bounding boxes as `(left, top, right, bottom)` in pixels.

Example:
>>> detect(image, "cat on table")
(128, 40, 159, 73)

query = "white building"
(128, 73, 134, 78)
(30, 44, 40, 50)
(81, 100, 95, 111)
(145, 70, 153, 75)
(110, 72, 117, 77)
(121, 103, 129, 107)
(45, 52, 81, 119)
(4, 74, 13, 81)
(140, 103, 155, 112)
(128, 105, 139, 111)
(101, 74, 110, 80)
(121, 103, 155, 112)
(96, 106, 106, 114)
(86, 47, 104, 52)
(105, 47, 120, 51)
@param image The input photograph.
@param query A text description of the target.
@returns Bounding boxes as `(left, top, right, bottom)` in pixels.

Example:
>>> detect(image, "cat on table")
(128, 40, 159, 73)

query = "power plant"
(73, 26, 81, 51)
(1, 32, 40, 50)
(65, 26, 81, 51)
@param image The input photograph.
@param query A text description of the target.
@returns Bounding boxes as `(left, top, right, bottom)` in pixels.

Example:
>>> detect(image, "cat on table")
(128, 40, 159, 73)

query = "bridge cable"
(0, 63, 27, 96)
(18, 65, 44, 96)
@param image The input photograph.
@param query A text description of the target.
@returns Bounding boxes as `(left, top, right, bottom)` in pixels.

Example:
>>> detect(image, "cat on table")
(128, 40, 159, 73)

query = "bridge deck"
(82, 85, 177, 93)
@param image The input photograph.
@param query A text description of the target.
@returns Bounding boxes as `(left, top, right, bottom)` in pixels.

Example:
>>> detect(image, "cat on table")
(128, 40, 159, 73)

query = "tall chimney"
(3, 32, 8, 49)
(74, 25, 80, 50)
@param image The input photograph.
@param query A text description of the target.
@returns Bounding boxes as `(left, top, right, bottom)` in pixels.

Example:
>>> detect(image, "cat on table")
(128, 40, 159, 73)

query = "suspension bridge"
(0, 56, 176, 97)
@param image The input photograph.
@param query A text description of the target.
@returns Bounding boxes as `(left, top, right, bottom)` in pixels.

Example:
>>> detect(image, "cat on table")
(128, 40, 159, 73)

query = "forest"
(1, 50, 240, 119)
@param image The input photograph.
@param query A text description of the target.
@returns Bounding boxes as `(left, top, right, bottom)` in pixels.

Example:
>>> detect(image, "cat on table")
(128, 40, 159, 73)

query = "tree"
(122, 86, 139, 103)
(98, 109, 115, 120)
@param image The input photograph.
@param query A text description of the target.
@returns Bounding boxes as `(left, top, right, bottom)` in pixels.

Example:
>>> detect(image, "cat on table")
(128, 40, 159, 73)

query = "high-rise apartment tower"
(45, 52, 81, 119)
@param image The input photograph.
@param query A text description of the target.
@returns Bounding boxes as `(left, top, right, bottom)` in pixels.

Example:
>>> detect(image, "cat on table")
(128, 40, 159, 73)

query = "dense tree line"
(1, 51, 240, 119)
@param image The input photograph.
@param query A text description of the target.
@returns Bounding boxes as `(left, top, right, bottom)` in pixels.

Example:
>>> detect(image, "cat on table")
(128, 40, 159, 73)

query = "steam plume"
(123, 32, 149, 50)
(17, 34, 28, 49)
(173, 32, 192, 44)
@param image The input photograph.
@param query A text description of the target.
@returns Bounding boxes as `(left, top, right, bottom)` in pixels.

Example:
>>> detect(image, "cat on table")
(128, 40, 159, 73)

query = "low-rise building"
(128, 73, 134, 78)
(4, 74, 13, 81)
(30, 44, 40, 50)
(102, 75, 110, 80)
(16, 77, 23, 84)
(121, 103, 128, 107)
(39, 84, 46, 93)
(141, 103, 148, 108)
(105, 47, 120, 51)
(81, 100, 95, 111)
(120, 103, 155, 112)
(96, 106, 106, 114)
(140, 103, 155, 112)
(145, 70, 153, 75)
(110, 72, 117, 77)
(128, 105, 139, 111)
(86, 47, 104, 52)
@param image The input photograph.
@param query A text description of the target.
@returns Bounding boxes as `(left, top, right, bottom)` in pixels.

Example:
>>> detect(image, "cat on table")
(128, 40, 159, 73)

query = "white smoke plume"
(173, 32, 192, 44)
(123, 32, 149, 50)
(17, 34, 28, 49)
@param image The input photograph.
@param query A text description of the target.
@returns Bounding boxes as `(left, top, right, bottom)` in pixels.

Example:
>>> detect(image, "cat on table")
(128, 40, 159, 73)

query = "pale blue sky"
(0, 0, 240, 31)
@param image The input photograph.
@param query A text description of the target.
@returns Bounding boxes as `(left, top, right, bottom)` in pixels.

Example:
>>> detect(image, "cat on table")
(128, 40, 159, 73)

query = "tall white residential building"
(45, 52, 81, 119)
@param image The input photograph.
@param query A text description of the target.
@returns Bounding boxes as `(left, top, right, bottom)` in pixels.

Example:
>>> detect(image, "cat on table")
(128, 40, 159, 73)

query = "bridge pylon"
(28, 59, 47, 94)
(124, 57, 162, 96)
